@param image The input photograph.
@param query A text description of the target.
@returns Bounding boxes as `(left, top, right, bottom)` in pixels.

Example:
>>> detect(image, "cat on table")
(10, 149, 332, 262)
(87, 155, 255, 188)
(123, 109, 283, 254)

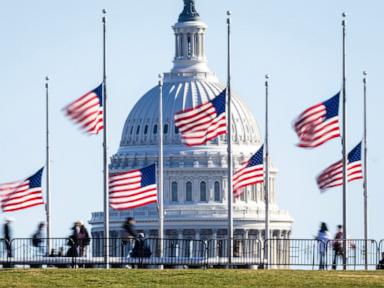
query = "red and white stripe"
(175, 100, 226, 147)
(109, 170, 157, 210)
(233, 164, 264, 197)
(294, 104, 340, 148)
(64, 90, 103, 135)
(0, 181, 44, 212)
(317, 160, 363, 191)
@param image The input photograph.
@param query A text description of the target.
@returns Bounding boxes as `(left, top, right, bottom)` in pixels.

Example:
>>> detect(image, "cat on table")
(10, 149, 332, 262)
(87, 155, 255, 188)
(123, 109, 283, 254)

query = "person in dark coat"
(122, 217, 138, 256)
(32, 222, 46, 256)
(67, 220, 90, 257)
(130, 233, 151, 258)
(3, 218, 13, 257)
(332, 225, 344, 270)
(377, 252, 384, 270)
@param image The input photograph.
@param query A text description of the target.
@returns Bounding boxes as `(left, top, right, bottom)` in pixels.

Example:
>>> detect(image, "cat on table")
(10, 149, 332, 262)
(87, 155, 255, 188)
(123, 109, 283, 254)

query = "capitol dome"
(90, 0, 292, 247)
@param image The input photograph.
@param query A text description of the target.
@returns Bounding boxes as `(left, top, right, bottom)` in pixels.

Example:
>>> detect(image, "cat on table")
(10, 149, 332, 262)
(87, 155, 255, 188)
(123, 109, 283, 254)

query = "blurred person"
(68, 220, 90, 257)
(32, 222, 46, 256)
(377, 252, 384, 270)
(316, 222, 330, 270)
(3, 217, 13, 257)
(332, 225, 344, 270)
(130, 233, 151, 258)
(122, 217, 138, 257)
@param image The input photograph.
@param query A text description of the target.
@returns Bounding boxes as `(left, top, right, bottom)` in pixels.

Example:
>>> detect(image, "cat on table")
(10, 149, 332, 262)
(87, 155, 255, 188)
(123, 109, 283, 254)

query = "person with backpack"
(32, 222, 46, 256)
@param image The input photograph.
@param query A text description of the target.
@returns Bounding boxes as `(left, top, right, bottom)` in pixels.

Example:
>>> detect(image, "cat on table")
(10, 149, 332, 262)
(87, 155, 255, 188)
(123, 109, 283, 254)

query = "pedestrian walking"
(332, 225, 344, 270)
(68, 220, 90, 257)
(316, 222, 330, 270)
(32, 222, 46, 256)
(122, 217, 138, 257)
(3, 218, 13, 258)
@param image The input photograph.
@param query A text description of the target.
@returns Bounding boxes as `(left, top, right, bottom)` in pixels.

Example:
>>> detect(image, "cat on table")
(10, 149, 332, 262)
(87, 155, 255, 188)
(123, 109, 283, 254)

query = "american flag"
(233, 145, 264, 197)
(109, 164, 157, 210)
(317, 142, 363, 192)
(174, 90, 226, 146)
(63, 84, 103, 135)
(294, 93, 341, 148)
(0, 168, 44, 213)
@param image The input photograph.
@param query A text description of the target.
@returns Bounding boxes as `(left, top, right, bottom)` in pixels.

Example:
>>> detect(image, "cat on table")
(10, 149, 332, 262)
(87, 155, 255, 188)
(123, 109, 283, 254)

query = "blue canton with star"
(211, 90, 226, 116)
(348, 142, 362, 163)
(324, 92, 340, 120)
(140, 164, 156, 187)
(28, 168, 44, 188)
(246, 145, 264, 168)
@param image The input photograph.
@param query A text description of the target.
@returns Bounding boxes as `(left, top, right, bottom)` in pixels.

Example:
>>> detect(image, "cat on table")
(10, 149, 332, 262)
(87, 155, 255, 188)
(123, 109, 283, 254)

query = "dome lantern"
(172, 0, 209, 74)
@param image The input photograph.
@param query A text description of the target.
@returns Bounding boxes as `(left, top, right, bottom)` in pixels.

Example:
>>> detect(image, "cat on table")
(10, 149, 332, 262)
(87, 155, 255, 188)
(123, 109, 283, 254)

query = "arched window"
(174, 126, 179, 134)
(164, 124, 169, 134)
(136, 125, 140, 135)
(171, 182, 178, 202)
(130, 126, 134, 135)
(186, 181, 192, 202)
(153, 124, 158, 134)
(214, 181, 220, 202)
(144, 125, 148, 135)
(200, 181, 207, 202)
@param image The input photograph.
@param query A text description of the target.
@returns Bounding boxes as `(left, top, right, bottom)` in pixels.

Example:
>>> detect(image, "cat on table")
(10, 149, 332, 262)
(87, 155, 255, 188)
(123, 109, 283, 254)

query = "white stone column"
(191, 32, 195, 58)
(182, 33, 188, 58)
(195, 33, 199, 58)
(212, 229, 217, 257)
(178, 230, 184, 257)
(195, 229, 200, 240)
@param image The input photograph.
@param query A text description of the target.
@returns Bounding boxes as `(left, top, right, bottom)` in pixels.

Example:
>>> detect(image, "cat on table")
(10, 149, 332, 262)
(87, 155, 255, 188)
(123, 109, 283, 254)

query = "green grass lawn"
(0, 269, 383, 288)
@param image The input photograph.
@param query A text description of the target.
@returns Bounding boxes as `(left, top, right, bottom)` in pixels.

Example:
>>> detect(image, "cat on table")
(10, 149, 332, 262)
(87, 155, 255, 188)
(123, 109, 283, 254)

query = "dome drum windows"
(186, 181, 192, 202)
(171, 182, 178, 203)
(214, 181, 221, 202)
(200, 181, 207, 202)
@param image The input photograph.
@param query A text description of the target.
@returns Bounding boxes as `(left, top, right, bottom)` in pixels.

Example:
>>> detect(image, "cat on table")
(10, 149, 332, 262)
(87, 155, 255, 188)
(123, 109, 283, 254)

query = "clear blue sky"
(0, 0, 383, 240)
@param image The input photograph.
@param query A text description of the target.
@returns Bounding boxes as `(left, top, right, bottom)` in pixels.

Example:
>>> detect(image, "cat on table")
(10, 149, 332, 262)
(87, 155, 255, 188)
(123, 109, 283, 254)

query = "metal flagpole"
(158, 74, 164, 265)
(102, 9, 110, 269)
(363, 70, 368, 270)
(45, 76, 51, 254)
(226, 10, 233, 265)
(264, 74, 270, 268)
(341, 12, 347, 270)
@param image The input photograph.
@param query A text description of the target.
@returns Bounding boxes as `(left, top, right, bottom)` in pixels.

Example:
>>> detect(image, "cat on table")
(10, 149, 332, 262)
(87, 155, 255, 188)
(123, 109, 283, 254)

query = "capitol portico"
(89, 0, 293, 245)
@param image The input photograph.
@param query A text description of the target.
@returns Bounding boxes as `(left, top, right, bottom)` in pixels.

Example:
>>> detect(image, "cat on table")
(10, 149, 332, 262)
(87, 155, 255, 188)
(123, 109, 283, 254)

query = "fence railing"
(0, 237, 383, 269)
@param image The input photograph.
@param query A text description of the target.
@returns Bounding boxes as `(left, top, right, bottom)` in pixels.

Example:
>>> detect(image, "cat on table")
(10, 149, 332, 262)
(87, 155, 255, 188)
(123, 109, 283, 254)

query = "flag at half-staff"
(317, 142, 363, 192)
(63, 84, 103, 135)
(109, 164, 157, 210)
(233, 145, 264, 197)
(0, 168, 44, 212)
(174, 90, 226, 146)
(294, 92, 341, 148)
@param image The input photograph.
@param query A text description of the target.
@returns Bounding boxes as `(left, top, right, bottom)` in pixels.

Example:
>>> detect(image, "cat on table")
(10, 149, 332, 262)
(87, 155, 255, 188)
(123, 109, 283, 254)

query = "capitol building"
(89, 0, 293, 250)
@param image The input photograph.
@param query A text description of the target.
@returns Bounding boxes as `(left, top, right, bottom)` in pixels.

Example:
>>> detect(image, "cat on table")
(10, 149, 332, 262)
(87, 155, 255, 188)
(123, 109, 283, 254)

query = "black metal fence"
(0, 238, 383, 269)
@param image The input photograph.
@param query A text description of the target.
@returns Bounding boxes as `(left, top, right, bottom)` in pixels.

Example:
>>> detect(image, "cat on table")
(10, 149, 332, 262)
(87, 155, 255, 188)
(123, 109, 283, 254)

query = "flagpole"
(102, 9, 110, 269)
(264, 74, 270, 268)
(45, 76, 51, 254)
(158, 74, 164, 265)
(341, 12, 347, 270)
(226, 10, 233, 265)
(363, 70, 368, 270)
